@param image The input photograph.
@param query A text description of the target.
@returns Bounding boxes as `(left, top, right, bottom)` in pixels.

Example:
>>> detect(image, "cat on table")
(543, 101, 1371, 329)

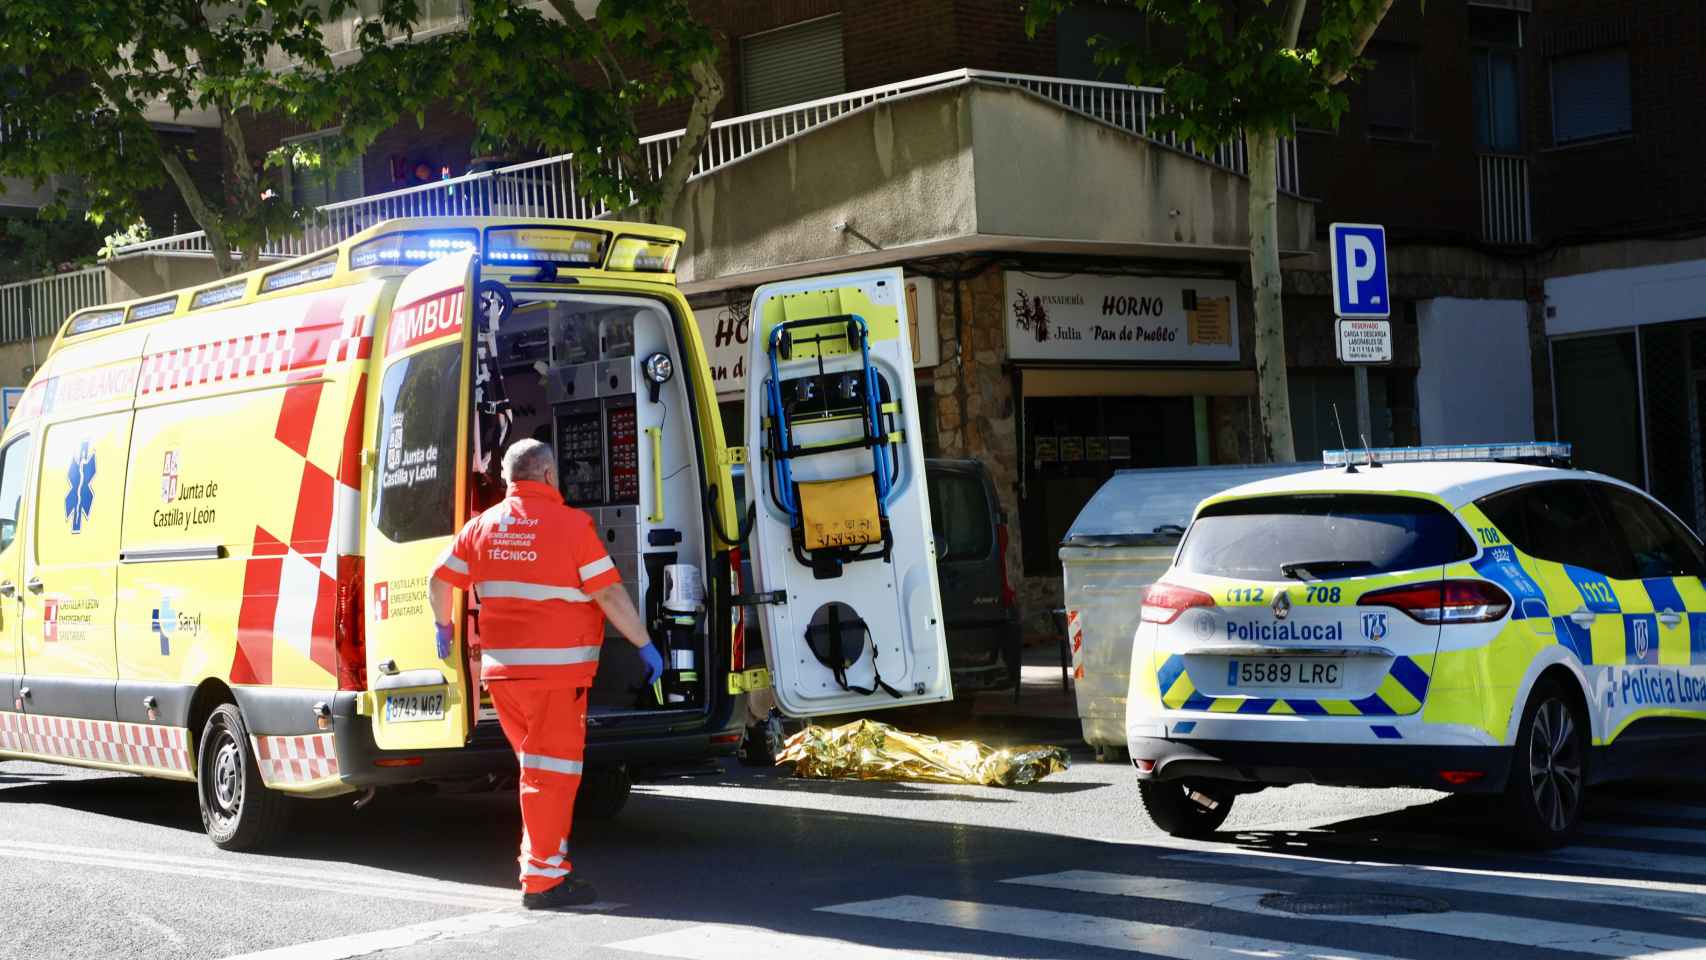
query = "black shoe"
(522, 876, 598, 910)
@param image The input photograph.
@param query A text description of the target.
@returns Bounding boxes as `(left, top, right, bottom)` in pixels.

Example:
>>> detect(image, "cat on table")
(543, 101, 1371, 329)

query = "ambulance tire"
(1139, 779, 1234, 839)
(576, 764, 631, 820)
(197, 703, 290, 851)
(1500, 681, 1587, 849)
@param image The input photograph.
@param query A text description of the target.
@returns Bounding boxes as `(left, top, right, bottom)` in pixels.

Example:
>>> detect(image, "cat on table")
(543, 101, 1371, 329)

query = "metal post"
(1354, 365, 1373, 447)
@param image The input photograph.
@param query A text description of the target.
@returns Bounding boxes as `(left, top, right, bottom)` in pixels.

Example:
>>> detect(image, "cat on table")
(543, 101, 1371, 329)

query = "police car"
(1128, 443, 1706, 847)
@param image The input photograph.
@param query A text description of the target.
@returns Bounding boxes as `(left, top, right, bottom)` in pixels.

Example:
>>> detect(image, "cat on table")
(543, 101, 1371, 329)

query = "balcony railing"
(0, 267, 107, 346)
(111, 68, 1303, 262)
(1478, 153, 1533, 246)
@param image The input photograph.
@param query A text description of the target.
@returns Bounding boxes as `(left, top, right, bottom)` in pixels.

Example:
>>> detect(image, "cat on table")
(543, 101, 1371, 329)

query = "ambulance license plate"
(385, 693, 446, 723)
(1227, 659, 1342, 689)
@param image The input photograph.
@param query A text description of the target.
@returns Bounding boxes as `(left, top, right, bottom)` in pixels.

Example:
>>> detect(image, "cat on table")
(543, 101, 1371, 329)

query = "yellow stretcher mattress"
(798, 475, 881, 551)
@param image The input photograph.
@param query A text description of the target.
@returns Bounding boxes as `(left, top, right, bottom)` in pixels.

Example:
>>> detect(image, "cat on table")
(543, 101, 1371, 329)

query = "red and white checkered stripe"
(139, 330, 296, 395)
(252, 733, 341, 787)
(0, 712, 191, 773)
(328, 310, 374, 363)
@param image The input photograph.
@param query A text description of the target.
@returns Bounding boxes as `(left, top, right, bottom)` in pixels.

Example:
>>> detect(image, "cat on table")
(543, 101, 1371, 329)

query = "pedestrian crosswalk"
(610, 797, 1706, 960)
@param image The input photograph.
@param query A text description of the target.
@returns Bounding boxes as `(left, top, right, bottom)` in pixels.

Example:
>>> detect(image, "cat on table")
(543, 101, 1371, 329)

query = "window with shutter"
(740, 15, 846, 114)
(285, 131, 365, 208)
(1366, 46, 1419, 139)
(1550, 47, 1633, 145)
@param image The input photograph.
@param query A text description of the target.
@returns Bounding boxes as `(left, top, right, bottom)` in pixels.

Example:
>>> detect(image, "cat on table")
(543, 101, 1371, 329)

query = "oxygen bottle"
(659, 564, 704, 706)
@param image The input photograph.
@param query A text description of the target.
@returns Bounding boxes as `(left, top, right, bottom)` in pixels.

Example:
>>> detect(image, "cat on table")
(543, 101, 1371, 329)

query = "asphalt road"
(3, 724, 1706, 960)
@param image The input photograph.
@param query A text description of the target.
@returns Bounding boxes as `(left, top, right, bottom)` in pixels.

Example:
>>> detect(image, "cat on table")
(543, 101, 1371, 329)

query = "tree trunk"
(157, 147, 235, 276)
(1248, 129, 1296, 463)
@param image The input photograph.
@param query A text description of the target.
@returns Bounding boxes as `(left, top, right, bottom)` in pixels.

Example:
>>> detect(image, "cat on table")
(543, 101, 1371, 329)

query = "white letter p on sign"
(1344, 235, 1378, 305)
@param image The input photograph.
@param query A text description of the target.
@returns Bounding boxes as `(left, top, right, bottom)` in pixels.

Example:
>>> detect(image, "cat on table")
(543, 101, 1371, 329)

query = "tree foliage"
(1026, 0, 1396, 144)
(362, 0, 724, 223)
(0, 0, 435, 275)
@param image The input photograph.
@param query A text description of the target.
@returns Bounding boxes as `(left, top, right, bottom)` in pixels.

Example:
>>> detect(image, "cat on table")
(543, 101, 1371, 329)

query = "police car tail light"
(1358, 580, 1511, 625)
(1140, 583, 1216, 625)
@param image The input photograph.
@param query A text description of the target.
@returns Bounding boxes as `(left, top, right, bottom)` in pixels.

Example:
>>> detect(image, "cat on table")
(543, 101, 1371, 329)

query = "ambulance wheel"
(1500, 682, 1586, 849)
(576, 764, 631, 820)
(197, 703, 290, 851)
(1139, 779, 1234, 838)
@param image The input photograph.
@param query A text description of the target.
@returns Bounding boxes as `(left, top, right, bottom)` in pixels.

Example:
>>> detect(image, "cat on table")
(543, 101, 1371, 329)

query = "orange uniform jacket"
(433, 479, 621, 685)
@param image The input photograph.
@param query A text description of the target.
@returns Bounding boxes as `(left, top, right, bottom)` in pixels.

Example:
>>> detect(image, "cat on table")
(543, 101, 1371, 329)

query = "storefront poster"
(1107, 436, 1133, 460)
(1059, 436, 1085, 462)
(1034, 436, 1058, 462)
(1085, 436, 1107, 461)
(1004, 272, 1239, 363)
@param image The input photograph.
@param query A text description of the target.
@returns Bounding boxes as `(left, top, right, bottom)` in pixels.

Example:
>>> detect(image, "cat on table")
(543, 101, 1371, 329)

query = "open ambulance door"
(363, 251, 477, 751)
(743, 268, 951, 717)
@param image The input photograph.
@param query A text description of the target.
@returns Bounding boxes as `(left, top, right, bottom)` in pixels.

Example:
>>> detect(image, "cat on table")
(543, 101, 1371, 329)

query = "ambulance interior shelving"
(482, 292, 710, 717)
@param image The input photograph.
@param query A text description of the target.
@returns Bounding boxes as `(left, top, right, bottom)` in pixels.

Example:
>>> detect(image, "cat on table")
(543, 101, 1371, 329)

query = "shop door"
(1020, 394, 1195, 576)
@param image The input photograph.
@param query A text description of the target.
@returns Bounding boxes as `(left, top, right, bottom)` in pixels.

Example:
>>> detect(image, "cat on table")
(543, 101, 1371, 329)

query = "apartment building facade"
(2, 0, 1699, 633)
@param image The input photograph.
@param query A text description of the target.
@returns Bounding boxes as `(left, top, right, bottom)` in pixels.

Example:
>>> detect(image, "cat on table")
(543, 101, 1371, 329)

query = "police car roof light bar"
(1322, 442, 1573, 468)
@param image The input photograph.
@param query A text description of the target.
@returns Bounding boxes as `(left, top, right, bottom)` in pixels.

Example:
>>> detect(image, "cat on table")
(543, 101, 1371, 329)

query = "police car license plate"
(385, 693, 446, 723)
(1228, 658, 1342, 689)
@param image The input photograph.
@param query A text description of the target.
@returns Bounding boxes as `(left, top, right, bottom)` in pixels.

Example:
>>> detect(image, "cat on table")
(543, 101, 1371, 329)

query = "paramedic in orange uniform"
(429, 439, 663, 909)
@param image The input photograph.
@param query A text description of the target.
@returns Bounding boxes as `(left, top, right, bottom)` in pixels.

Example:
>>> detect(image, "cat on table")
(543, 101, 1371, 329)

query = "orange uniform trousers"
(489, 679, 589, 894)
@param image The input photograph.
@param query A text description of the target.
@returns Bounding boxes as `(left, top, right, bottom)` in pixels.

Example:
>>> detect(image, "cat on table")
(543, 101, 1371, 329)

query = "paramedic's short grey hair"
(502, 440, 555, 483)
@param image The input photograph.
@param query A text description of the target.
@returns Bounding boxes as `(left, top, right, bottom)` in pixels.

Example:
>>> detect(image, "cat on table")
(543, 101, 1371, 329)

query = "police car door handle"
(1569, 606, 1597, 627)
(1660, 608, 1683, 629)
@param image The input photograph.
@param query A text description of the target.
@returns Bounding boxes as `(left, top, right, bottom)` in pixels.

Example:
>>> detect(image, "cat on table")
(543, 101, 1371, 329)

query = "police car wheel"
(576, 764, 632, 820)
(1501, 684, 1586, 848)
(197, 704, 290, 851)
(1138, 779, 1234, 838)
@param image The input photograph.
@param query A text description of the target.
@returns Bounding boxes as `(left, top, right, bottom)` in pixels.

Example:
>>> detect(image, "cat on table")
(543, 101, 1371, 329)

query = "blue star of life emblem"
(152, 597, 176, 656)
(65, 441, 96, 534)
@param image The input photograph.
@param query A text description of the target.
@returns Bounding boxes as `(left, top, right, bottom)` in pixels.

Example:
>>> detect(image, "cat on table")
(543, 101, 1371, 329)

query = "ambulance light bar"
(1323, 442, 1573, 467)
(350, 229, 479, 269)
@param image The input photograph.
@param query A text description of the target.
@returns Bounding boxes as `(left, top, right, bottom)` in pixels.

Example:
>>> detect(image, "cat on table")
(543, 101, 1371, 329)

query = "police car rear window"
(1176, 493, 1475, 580)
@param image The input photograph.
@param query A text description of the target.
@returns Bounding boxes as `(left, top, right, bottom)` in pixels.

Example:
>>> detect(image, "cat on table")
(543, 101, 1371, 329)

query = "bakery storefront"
(1003, 270, 1255, 584)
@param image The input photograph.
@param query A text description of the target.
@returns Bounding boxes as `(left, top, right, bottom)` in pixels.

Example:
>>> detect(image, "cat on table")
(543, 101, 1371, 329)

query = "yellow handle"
(646, 426, 664, 523)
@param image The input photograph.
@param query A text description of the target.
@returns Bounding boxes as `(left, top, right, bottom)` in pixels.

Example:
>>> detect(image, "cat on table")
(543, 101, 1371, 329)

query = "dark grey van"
(926, 458, 1022, 699)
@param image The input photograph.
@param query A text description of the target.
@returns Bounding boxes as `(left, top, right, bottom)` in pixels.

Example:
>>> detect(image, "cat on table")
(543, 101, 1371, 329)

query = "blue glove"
(637, 643, 664, 685)
(434, 622, 454, 659)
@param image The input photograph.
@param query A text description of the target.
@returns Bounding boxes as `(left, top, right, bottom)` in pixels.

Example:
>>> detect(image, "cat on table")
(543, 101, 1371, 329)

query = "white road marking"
(1164, 846, 1706, 915)
(1586, 822, 1706, 845)
(126, 911, 187, 947)
(1618, 803, 1706, 824)
(1522, 843, 1706, 877)
(0, 840, 515, 909)
(820, 895, 1402, 960)
(213, 910, 533, 960)
(1009, 870, 1706, 959)
(611, 925, 953, 960)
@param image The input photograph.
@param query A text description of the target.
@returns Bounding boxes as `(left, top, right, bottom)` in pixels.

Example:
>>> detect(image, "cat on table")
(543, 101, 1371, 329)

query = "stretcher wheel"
(575, 764, 632, 820)
(196, 703, 290, 850)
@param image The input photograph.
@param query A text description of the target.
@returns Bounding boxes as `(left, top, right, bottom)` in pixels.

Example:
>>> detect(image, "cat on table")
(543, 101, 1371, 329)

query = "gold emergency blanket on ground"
(776, 719, 1069, 786)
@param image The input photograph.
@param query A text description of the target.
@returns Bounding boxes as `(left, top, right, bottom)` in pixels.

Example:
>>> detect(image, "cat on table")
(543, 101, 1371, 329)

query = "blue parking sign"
(1329, 223, 1389, 319)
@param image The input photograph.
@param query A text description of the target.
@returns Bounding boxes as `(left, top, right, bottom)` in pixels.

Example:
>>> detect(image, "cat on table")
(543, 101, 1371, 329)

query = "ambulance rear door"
(364, 251, 476, 750)
(743, 268, 951, 717)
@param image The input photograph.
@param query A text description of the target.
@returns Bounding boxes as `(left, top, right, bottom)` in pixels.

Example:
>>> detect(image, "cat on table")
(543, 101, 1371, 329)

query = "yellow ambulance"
(0, 217, 953, 849)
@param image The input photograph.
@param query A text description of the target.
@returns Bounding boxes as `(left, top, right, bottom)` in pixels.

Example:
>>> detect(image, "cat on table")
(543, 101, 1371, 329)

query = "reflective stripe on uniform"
(476, 580, 589, 603)
(519, 752, 585, 776)
(437, 548, 468, 575)
(578, 556, 615, 581)
(482, 646, 602, 668)
(521, 863, 570, 879)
